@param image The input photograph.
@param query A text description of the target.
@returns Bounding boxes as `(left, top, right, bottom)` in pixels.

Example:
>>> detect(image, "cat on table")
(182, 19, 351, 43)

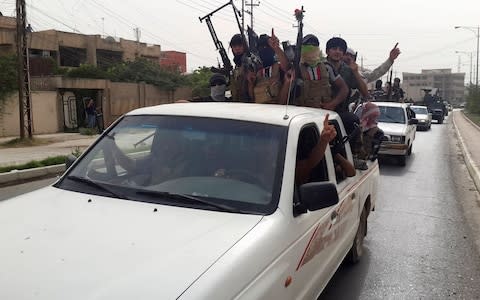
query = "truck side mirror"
(409, 118, 419, 125)
(300, 182, 339, 211)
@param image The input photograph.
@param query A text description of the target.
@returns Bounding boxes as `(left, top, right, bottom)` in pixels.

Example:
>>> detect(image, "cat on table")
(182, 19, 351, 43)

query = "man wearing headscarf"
(356, 102, 384, 161)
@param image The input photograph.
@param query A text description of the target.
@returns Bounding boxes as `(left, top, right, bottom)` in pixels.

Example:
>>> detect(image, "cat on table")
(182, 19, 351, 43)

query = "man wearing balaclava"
(249, 30, 288, 103)
(281, 34, 348, 110)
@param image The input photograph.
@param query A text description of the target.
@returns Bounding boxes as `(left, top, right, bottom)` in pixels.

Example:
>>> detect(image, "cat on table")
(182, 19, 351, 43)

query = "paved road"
(3, 114, 480, 299)
(320, 115, 480, 299)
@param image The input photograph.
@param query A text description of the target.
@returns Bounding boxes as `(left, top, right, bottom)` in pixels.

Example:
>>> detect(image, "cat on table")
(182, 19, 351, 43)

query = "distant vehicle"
(361, 102, 418, 166)
(410, 105, 432, 130)
(431, 108, 444, 124)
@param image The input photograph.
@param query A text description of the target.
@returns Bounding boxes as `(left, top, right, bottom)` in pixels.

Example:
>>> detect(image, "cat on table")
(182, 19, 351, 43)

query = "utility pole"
(241, 0, 245, 35)
(245, 1, 259, 31)
(134, 27, 141, 57)
(16, 0, 32, 139)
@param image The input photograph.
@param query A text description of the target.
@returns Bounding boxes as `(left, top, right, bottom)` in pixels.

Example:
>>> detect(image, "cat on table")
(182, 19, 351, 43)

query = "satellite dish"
(105, 36, 115, 43)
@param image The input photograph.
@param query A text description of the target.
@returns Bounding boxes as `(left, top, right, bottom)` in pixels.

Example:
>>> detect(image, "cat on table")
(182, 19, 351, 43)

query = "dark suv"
(431, 108, 444, 124)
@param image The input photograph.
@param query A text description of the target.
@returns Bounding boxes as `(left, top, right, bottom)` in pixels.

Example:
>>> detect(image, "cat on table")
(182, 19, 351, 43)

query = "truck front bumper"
(379, 143, 408, 156)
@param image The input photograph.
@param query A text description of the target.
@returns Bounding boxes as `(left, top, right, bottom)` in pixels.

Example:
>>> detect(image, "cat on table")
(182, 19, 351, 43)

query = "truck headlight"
(390, 135, 404, 143)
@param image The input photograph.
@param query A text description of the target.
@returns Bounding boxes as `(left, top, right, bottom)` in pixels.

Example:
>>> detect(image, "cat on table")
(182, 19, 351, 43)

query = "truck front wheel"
(347, 207, 367, 264)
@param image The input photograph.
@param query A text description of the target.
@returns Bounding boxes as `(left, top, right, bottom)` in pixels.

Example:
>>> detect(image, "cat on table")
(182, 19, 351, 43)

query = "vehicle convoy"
(410, 105, 432, 130)
(0, 103, 379, 300)
(363, 102, 417, 166)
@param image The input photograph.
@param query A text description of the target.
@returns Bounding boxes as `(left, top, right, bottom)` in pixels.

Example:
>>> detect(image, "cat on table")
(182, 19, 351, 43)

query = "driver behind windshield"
(105, 129, 188, 186)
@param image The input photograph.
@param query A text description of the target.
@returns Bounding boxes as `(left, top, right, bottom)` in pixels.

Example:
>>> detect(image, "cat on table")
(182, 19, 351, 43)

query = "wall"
(0, 78, 193, 137)
(0, 91, 61, 137)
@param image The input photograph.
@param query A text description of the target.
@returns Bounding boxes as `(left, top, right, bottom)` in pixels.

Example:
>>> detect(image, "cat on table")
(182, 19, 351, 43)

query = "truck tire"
(407, 145, 412, 156)
(347, 207, 367, 264)
(438, 118, 443, 124)
(398, 155, 407, 166)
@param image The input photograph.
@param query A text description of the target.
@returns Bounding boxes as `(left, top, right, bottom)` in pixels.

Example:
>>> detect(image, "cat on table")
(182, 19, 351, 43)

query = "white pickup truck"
(370, 102, 418, 166)
(0, 103, 379, 300)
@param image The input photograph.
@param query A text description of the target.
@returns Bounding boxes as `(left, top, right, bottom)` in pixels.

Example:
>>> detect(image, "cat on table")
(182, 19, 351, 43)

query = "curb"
(452, 111, 480, 192)
(0, 164, 65, 187)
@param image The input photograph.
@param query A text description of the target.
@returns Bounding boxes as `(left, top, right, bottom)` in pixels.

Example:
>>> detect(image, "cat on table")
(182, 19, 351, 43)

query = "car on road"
(410, 105, 432, 130)
(0, 103, 379, 300)
(361, 102, 418, 166)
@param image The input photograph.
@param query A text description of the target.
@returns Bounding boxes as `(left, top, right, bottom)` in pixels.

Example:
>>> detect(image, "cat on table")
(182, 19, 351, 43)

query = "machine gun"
(199, 1, 263, 83)
(199, 1, 237, 82)
(244, 26, 263, 73)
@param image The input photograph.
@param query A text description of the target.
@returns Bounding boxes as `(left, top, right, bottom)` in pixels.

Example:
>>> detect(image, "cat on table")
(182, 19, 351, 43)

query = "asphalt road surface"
(320, 115, 480, 299)
(2, 115, 480, 299)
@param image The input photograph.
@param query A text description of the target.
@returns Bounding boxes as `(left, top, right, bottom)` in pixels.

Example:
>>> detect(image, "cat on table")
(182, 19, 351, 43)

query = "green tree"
(466, 87, 480, 113)
(186, 67, 213, 98)
(107, 58, 186, 90)
(67, 64, 108, 79)
(0, 55, 18, 111)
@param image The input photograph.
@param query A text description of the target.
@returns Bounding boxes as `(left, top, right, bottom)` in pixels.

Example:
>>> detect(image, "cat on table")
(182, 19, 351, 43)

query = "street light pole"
(455, 25, 480, 89)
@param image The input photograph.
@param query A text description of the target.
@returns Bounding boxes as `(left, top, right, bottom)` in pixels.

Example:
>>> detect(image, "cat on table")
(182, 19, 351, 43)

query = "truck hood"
(377, 122, 407, 135)
(0, 187, 262, 300)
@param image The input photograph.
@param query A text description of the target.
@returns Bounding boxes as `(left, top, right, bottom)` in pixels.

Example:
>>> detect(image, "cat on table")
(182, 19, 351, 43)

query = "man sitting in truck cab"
(295, 114, 355, 185)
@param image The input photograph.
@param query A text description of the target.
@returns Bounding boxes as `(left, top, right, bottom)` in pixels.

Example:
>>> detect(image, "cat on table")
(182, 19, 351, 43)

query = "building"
(402, 69, 465, 104)
(0, 15, 191, 137)
(0, 15, 186, 74)
(160, 51, 187, 74)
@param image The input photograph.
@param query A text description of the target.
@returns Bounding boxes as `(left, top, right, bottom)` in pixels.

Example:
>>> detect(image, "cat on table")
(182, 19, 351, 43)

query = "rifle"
(199, 1, 236, 83)
(386, 68, 393, 101)
(289, 7, 305, 105)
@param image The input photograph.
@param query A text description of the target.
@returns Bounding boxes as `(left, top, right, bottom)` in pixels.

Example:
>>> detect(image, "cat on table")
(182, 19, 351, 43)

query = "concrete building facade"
(402, 69, 465, 104)
(0, 15, 186, 72)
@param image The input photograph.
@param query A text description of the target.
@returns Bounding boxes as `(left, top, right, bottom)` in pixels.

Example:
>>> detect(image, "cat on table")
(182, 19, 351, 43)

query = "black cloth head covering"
(302, 34, 319, 46)
(209, 73, 227, 86)
(326, 37, 347, 53)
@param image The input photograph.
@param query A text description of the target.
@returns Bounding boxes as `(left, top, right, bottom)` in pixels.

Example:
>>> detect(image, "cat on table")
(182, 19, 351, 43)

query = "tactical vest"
(230, 66, 249, 102)
(254, 64, 281, 104)
(297, 63, 332, 108)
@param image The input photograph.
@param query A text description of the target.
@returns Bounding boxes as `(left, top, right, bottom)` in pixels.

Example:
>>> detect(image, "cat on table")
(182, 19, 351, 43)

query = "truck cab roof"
(128, 103, 337, 127)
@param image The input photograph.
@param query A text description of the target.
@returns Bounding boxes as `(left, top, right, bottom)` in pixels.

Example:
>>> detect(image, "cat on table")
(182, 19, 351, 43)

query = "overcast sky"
(1, 0, 479, 82)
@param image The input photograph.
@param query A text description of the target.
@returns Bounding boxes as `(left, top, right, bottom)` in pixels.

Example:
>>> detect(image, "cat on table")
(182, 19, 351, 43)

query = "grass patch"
(464, 111, 480, 127)
(79, 127, 98, 136)
(0, 137, 54, 148)
(0, 155, 67, 173)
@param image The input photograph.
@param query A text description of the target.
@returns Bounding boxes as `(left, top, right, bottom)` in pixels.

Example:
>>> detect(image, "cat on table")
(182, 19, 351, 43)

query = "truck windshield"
(56, 115, 287, 215)
(377, 106, 406, 124)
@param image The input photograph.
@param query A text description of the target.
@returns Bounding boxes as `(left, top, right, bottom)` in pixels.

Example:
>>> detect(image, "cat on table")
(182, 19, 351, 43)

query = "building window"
(59, 46, 87, 67)
(96, 49, 123, 69)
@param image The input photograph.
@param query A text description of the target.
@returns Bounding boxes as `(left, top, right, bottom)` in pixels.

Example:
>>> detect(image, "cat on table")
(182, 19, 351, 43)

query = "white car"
(410, 105, 432, 130)
(0, 103, 379, 300)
